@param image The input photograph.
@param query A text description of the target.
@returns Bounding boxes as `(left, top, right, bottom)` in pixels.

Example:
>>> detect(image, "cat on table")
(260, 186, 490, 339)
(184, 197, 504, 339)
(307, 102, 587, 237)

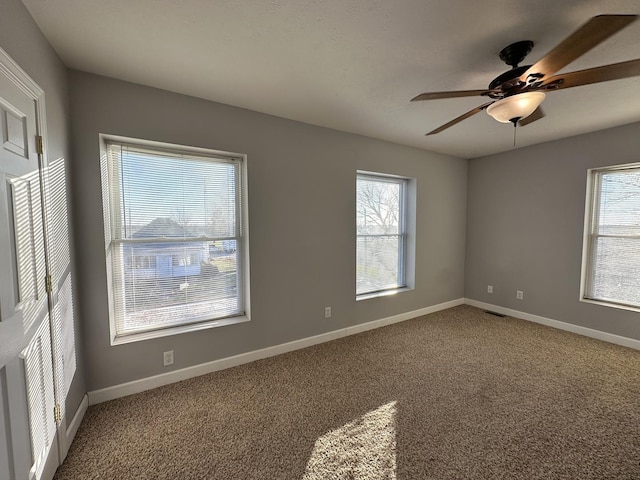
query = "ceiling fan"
(412, 14, 640, 135)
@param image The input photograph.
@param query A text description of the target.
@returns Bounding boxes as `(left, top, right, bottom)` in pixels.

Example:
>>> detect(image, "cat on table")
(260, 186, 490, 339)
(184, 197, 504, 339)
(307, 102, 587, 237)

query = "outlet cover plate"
(163, 350, 174, 366)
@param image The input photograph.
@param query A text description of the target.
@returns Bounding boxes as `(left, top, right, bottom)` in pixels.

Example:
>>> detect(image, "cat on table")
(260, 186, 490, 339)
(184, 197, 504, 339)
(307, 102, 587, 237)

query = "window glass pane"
(356, 177, 401, 235)
(114, 241, 240, 334)
(597, 171, 640, 235)
(590, 236, 640, 307)
(356, 235, 401, 295)
(116, 147, 238, 239)
(356, 174, 405, 296)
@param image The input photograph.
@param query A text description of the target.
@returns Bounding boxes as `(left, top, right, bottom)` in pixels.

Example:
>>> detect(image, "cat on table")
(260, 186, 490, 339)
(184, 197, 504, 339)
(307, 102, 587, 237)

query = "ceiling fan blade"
(520, 14, 638, 84)
(411, 90, 497, 102)
(518, 107, 545, 127)
(426, 101, 494, 135)
(539, 58, 640, 91)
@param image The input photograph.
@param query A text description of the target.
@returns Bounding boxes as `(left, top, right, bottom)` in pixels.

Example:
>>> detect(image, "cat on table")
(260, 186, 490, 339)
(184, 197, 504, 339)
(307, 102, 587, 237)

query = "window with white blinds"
(356, 173, 407, 296)
(101, 138, 247, 341)
(582, 163, 640, 310)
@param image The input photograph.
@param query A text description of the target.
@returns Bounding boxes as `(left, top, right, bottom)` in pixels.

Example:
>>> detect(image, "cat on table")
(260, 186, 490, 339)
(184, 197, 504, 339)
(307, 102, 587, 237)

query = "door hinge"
(36, 135, 44, 155)
(45, 274, 53, 294)
(54, 404, 62, 425)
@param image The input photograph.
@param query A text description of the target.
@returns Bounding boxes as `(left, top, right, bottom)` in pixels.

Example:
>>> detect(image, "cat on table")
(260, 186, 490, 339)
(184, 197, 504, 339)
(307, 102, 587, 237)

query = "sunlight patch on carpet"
(302, 401, 397, 479)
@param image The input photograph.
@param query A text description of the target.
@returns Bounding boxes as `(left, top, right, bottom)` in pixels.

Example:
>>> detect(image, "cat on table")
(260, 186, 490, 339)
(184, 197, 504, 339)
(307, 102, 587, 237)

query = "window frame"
(356, 171, 410, 299)
(580, 162, 640, 312)
(100, 134, 250, 345)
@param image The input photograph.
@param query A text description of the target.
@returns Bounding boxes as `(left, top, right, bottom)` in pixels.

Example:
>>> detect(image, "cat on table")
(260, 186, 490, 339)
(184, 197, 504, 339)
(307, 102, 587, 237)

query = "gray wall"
(0, 0, 85, 419)
(466, 122, 640, 341)
(68, 71, 467, 391)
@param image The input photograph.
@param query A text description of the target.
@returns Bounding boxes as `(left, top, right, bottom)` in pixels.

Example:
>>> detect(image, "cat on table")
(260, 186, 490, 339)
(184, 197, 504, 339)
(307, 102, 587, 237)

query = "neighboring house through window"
(356, 172, 411, 297)
(101, 136, 249, 343)
(581, 163, 640, 310)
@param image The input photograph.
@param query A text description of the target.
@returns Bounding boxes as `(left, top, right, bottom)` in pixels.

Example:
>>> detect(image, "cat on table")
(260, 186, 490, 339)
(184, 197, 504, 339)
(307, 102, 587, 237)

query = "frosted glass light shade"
(486, 92, 546, 123)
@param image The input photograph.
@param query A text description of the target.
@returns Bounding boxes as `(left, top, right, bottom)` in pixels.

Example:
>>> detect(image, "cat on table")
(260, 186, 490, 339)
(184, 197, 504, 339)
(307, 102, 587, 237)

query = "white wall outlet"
(163, 350, 174, 366)
(516, 290, 524, 300)
(487, 285, 493, 294)
(324, 306, 332, 318)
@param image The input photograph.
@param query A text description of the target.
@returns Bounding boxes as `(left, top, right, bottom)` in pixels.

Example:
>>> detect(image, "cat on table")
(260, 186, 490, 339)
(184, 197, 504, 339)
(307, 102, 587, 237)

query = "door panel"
(0, 77, 37, 176)
(51, 275, 75, 400)
(21, 318, 58, 480)
(10, 171, 48, 333)
(44, 157, 76, 403)
(3, 359, 32, 480)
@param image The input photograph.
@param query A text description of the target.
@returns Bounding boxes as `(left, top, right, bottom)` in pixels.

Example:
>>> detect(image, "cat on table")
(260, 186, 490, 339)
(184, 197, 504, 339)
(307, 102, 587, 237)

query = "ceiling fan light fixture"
(486, 92, 546, 123)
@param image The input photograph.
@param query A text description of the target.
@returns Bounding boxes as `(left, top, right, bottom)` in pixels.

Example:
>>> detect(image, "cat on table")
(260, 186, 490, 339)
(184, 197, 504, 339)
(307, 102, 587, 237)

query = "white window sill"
(111, 315, 250, 345)
(356, 287, 412, 302)
(580, 297, 640, 314)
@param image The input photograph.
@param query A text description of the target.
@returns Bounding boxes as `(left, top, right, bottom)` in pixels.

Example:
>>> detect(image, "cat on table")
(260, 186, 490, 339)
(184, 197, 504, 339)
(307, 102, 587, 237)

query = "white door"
(0, 48, 72, 480)
(42, 152, 77, 459)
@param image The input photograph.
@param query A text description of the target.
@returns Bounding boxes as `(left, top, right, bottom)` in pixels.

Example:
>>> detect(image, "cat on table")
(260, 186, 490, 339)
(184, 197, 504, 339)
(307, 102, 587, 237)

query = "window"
(582, 163, 640, 310)
(101, 137, 248, 343)
(356, 172, 408, 297)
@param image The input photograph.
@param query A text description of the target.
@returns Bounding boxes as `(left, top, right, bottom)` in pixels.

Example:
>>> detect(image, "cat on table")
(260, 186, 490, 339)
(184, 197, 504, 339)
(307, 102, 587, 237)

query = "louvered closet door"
(21, 319, 57, 480)
(10, 170, 59, 480)
(42, 155, 77, 458)
(0, 50, 61, 480)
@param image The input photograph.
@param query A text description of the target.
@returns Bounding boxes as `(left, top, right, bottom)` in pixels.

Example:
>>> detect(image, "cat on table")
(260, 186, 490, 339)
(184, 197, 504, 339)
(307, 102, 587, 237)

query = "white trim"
(0, 45, 49, 184)
(579, 163, 640, 311)
(580, 297, 640, 314)
(356, 287, 413, 301)
(356, 171, 410, 299)
(464, 298, 640, 351)
(0, 46, 44, 98)
(111, 316, 250, 346)
(346, 297, 464, 335)
(579, 166, 595, 303)
(62, 395, 87, 459)
(88, 297, 464, 404)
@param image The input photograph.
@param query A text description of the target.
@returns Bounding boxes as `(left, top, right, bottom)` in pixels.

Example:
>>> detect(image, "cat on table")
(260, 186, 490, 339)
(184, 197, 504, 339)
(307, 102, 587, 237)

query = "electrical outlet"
(487, 285, 493, 294)
(516, 290, 524, 300)
(324, 306, 332, 318)
(163, 350, 174, 366)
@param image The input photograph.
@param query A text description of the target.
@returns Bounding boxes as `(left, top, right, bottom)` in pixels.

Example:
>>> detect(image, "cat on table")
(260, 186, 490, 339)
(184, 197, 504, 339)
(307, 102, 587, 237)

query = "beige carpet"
(55, 306, 640, 479)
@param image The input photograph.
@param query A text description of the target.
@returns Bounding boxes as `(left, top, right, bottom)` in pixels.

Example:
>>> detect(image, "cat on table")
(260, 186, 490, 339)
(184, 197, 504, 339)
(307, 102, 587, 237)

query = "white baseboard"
(63, 394, 88, 459)
(345, 297, 465, 336)
(465, 298, 640, 351)
(88, 298, 465, 405)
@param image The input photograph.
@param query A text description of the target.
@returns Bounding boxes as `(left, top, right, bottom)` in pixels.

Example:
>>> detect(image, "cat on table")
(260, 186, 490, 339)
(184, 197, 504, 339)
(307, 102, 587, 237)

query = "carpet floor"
(54, 305, 640, 479)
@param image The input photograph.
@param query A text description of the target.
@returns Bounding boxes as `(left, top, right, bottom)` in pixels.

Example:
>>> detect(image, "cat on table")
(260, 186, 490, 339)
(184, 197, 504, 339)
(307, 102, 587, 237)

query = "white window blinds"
(356, 173, 407, 296)
(103, 140, 245, 339)
(584, 165, 640, 309)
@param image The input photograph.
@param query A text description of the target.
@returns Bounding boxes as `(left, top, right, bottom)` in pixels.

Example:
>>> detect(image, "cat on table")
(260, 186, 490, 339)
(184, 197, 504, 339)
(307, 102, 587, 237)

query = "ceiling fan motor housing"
(488, 65, 531, 95)
(487, 40, 537, 95)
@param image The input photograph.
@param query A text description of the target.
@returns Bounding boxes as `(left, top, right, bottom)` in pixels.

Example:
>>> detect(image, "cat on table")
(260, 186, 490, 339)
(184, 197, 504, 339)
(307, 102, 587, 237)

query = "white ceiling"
(21, 0, 640, 159)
